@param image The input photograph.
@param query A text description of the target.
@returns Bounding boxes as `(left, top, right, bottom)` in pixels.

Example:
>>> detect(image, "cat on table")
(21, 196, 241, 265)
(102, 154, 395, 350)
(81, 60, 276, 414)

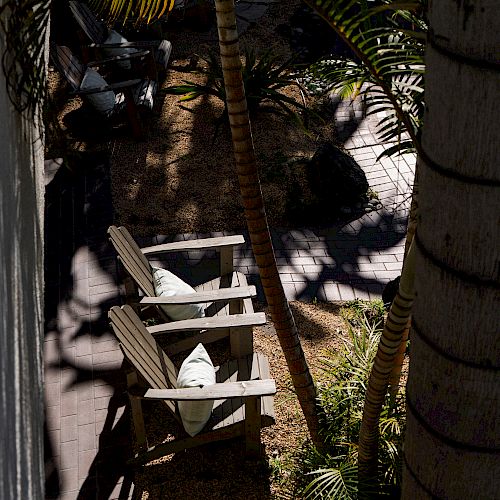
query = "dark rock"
(307, 143, 369, 208)
(382, 275, 401, 309)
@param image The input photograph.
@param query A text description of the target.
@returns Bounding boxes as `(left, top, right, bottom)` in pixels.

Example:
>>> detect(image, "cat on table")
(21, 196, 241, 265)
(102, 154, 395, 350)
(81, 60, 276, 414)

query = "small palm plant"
(303, 0, 426, 158)
(300, 304, 405, 499)
(166, 46, 309, 123)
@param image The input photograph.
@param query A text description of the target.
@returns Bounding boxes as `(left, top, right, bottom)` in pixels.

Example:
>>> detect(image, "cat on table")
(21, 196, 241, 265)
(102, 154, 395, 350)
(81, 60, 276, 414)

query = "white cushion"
(114, 78, 157, 111)
(176, 343, 216, 436)
(152, 267, 205, 321)
(103, 29, 138, 70)
(80, 68, 115, 116)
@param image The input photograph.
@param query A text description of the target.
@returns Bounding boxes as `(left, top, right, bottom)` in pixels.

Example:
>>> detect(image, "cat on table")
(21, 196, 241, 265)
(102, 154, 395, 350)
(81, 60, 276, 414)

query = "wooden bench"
(108, 225, 265, 357)
(50, 43, 157, 139)
(109, 305, 276, 462)
(69, 0, 172, 75)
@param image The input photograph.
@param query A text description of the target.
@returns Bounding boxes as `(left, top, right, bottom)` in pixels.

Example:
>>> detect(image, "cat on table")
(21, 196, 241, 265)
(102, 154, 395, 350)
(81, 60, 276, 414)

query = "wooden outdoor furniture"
(109, 305, 276, 463)
(108, 225, 264, 357)
(69, 0, 172, 75)
(50, 43, 157, 139)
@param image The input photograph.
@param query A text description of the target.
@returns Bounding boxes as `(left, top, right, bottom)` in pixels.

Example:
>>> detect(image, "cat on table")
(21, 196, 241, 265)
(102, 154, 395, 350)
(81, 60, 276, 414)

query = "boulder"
(307, 143, 369, 209)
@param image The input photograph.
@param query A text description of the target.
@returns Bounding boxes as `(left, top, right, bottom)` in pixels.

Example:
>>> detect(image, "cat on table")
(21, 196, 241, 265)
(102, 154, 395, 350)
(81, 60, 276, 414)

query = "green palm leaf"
(303, 0, 426, 157)
(90, 0, 175, 24)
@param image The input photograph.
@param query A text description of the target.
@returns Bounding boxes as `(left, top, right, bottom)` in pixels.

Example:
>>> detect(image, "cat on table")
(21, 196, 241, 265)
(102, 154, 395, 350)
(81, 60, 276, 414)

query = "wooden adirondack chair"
(50, 43, 157, 139)
(69, 1, 172, 73)
(108, 225, 264, 357)
(109, 305, 276, 463)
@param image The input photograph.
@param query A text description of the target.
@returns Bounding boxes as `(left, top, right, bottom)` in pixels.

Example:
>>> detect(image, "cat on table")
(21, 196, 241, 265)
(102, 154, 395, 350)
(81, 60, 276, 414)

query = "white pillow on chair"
(80, 68, 115, 116)
(176, 343, 216, 436)
(152, 267, 205, 321)
(103, 29, 138, 70)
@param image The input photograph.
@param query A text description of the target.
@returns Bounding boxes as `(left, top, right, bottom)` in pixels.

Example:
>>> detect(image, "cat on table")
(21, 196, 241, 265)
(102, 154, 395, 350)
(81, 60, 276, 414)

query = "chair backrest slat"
(69, 1, 109, 44)
(108, 225, 156, 297)
(119, 341, 176, 414)
(109, 305, 178, 390)
(50, 43, 85, 91)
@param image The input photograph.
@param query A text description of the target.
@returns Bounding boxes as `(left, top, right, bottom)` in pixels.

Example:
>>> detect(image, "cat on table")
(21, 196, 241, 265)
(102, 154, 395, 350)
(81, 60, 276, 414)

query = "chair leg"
(127, 372, 147, 452)
(219, 246, 234, 277)
(123, 88, 144, 140)
(244, 397, 261, 458)
(230, 325, 253, 358)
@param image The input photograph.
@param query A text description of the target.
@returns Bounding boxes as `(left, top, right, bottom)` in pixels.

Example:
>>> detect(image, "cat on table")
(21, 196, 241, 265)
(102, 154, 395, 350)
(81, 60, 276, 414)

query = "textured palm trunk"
(404, 167, 419, 257)
(387, 318, 410, 408)
(358, 242, 415, 479)
(402, 1, 500, 497)
(214, 0, 321, 446)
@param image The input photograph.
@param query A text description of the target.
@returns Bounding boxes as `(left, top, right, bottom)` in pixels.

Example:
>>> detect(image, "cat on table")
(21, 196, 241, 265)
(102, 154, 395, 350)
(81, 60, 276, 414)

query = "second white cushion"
(176, 343, 216, 436)
(80, 68, 115, 116)
(152, 267, 205, 321)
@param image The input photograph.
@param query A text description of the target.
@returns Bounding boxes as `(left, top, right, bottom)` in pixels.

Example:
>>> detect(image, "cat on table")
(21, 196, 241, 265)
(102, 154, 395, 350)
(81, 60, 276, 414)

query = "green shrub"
(298, 306, 405, 499)
(340, 299, 386, 329)
(166, 46, 308, 124)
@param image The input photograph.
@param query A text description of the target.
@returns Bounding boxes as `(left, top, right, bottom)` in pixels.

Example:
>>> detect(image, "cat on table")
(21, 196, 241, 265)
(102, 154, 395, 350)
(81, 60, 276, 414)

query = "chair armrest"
(72, 79, 141, 96)
(87, 49, 150, 67)
(132, 380, 276, 401)
(90, 40, 161, 49)
(147, 312, 266, 335)
(140, 235, 245, 255)
(138, 286, 256, 305)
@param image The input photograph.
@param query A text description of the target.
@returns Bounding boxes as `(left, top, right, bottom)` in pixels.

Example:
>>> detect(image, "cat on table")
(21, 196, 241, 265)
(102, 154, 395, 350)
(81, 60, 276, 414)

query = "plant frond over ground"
(166, 46, 309, 126)
(303, 0, 427, 158)
(0, 0, 50, 116)
(90, 0, 176, 25)
(296, 301, 405, 498)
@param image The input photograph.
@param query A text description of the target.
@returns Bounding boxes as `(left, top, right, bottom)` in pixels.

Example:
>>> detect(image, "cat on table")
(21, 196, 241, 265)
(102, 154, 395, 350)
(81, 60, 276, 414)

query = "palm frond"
(304, 460, 358, 499)
(303, 0, 427, 157)
(90, 0, 176, 24)
(165, 47, 308, 125)
(0, 0, 50, 116)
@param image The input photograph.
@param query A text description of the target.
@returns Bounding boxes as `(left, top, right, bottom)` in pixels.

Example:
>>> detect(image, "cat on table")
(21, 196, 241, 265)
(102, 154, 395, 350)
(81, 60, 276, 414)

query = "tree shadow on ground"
(44, 153, 135, 499)
(130, 400, 273, 500)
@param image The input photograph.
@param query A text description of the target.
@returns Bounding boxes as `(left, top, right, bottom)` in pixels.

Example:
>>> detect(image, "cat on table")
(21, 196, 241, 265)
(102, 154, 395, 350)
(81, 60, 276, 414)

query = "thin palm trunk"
(358, 242, 416, 479)
(214, 0, 321, 446)
(404, 166, 419, 257)
(402, 1, 500, 496)
(387, 318, 410, 408)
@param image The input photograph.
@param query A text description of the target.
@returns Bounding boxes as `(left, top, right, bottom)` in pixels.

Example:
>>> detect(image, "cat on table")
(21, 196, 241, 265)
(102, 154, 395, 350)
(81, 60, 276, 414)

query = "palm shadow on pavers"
(268, 209, 406, 302)
(323, 93, 367, 145)
(44, 153, 128, 498)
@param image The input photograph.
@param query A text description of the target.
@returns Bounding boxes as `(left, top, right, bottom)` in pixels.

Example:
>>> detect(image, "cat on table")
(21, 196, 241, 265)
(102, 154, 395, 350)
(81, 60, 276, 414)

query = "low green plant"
(297, 307, 405, 499)
(340, 299, 386, 328)
(165, 46, 309, 124)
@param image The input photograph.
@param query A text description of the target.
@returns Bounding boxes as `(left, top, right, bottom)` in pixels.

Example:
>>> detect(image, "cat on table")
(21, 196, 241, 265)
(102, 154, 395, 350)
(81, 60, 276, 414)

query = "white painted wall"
(0, 31, 45, 499)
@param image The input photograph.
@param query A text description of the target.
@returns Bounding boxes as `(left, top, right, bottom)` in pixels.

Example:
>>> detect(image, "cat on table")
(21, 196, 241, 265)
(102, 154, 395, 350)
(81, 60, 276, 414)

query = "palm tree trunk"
(214, 0, 321, 446)
(387, 317, 410, 408)
(358, 242, 416, 479)
(404, 166, 419, 257)
(402, 1, 500, 497)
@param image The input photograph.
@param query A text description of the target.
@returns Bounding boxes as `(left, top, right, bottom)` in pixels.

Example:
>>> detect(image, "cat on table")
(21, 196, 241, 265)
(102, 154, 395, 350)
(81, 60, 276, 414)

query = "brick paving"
(43, 98, 415, 498)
